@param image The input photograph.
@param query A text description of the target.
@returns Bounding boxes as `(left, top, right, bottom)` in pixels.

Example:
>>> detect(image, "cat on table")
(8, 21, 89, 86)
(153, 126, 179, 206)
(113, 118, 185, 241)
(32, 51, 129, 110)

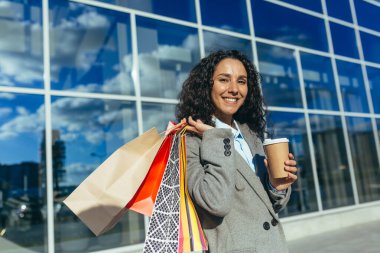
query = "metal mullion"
(0, 86, 45, 95)
(194, 0, 205, 58)
(264, 0, 324, 19)
(349, 0, 380, 173)
(129, 13, 148, 235)
(295, 49, 323, 212)
(201, 25, 251, 40)
(322, 0, 359, 205)
(42, 0, 55, 252)
(246, 0, 259, 69)
(70, 0, 197, 29)
(49, 90, 137, 101)
(89, 243, 144, 253)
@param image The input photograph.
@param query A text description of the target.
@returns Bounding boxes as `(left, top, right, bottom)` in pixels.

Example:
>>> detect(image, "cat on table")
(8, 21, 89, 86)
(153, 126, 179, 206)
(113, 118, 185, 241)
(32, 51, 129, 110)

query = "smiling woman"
(176, 50, 298, 253)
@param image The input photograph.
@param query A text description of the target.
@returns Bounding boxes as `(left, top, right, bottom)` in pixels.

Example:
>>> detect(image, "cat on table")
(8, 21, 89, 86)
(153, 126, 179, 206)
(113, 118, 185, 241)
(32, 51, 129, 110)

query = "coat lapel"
(235, 122, 277, 218)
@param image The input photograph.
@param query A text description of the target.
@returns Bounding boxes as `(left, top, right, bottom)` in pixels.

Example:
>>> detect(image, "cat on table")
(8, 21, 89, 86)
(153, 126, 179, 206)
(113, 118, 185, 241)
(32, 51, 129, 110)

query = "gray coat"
(186, 122, 291, 253)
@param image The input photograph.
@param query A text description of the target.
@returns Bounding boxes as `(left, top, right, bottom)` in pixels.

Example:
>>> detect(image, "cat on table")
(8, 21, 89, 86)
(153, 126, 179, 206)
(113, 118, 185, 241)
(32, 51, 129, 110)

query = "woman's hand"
(186, 116, 214, 136)
(264, 153, 298, 191)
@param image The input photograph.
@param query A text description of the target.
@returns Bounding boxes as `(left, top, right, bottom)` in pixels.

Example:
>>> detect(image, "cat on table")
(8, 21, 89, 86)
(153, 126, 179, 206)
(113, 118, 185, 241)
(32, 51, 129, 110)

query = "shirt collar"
(213, 117, 243, 139)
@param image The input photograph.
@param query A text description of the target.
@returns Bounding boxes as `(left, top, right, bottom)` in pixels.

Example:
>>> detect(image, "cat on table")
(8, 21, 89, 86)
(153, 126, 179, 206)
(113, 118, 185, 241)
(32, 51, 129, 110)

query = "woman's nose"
(228, 80, 238, 93)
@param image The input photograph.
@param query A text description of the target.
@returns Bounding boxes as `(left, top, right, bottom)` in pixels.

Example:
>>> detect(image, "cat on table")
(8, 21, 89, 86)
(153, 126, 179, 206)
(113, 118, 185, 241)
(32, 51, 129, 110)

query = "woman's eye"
(238, 79, 247, 85)
(219, 78, 229, 83)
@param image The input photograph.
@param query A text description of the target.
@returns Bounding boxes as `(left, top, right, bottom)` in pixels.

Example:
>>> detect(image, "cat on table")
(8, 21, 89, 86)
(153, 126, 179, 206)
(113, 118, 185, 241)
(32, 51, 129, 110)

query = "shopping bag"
(63, 128, 163, 236)
(143, 133, 181, 253)
(178, 133, 208, 252)
(143, 127, 208, 253)
(126, 121, 185, 217)
(126, 134, 174, 216)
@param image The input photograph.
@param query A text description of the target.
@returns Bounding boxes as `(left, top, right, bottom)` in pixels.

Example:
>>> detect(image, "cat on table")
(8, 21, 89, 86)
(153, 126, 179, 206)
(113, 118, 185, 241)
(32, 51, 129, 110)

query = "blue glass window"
(257, 43, 302, 108)
(200, 0, 250, 34)
(325, 0, 353, 22)
(346, 116, 380, 203)
(354, 0, 380, 32)
(99, 0, 196, 22)
(336, 60, 369, 113)
(0, 93, 47, 251)
(204, 31, 253, 61)
(301, 53, 339, 111)
(266, 111, 317, 216)
(360, 32, 380, 64)
(330, 22, 359, 59)
(277, 0, 322, 12)
(367, 66, 380, 114)
(49, 1, 134, 95)
(50, 96, 141, 252)
(136, 16, 200, 99)
(309, 114, 354, 209)
(251, 0, 328, 51)
(142, 102, 176, 132)
(0, 0, 43, 88)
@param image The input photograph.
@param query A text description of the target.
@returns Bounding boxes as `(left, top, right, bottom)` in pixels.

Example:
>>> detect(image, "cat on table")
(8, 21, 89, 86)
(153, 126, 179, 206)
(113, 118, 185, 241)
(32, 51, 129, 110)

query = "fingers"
(188, 116, 197, 127)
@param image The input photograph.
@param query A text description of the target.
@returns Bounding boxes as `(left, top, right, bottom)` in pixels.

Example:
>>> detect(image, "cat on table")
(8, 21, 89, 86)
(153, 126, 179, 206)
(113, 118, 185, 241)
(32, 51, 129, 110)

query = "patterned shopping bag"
(143, 133, 181, 253)
(143, 128, 208, 253)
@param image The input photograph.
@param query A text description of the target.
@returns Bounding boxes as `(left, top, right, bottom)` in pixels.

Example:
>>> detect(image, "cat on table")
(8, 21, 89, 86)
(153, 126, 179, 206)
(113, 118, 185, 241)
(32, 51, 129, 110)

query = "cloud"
(0, 93, 15, 100)
(0, 53, 43, 85)
(62, 162, 97, 186)
(16, 106, 29, 116)
(0, 107, 12, 118)
(77, 11, 109, 29)
(0, 107, 44, 140)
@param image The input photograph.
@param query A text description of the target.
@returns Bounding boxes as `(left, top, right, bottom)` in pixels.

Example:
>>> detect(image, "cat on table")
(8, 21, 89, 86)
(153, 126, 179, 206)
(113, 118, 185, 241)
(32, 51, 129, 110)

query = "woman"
(176, 50, 297, 253)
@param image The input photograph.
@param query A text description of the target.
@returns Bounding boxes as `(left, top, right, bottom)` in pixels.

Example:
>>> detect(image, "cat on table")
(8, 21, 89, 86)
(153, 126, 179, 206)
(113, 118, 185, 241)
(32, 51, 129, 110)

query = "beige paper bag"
(63, 128, 163, 236)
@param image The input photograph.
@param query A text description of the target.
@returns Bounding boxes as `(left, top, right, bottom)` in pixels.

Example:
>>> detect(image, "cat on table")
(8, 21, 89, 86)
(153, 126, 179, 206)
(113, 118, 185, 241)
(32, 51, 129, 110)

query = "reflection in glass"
(309, 114, 354, 209)
(325, 0, 352, 22)
(204, 31, 252, 61)
(360, 32, 380, 65)
(354, 0, 380, 32)
(0, 0, 43, 88)
(336, 60, 369, 113)
(142, 102, 176, 132)
(346, 117, 380, 203)
(277, 0, 322, 12)
(136, 17, 200, 99)
(50, 96, 143, 252)
(99, 0, 196, 22)
(251, 0, 328, 51)
(49, 0, 134, 95)
(330, 22, 359, 59)
(301, 53, 339, 111)
(0, 93, 47, 252)
(200, 0, 249, 34)
(267, 111, 317, 216)
(257, 43, 302, 108)
(367, 66, 380, 114)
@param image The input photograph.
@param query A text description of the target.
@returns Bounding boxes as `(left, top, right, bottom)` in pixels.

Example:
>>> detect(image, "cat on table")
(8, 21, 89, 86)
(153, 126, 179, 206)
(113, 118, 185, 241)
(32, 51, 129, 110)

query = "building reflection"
(0, 129, 66, 251)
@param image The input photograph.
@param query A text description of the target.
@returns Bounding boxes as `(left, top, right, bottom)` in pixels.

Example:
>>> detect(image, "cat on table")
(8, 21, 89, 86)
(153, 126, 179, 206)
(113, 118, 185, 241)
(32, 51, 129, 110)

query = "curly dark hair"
(176, 50, 267, 139)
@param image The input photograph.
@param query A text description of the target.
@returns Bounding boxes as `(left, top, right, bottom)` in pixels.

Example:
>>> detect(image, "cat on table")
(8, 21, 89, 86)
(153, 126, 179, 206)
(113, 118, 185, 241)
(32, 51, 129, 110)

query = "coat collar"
(235, 122, 277, 218)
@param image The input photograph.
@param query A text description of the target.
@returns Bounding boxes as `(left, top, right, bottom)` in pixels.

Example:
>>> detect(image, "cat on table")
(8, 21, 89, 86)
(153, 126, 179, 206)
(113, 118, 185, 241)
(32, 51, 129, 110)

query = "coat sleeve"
(186, 128, 237, 217)
(266, 180, 292, 213)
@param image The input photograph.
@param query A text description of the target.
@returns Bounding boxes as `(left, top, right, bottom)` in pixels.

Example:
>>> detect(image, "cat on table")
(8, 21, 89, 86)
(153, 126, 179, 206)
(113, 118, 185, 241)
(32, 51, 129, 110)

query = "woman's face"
(211, 58, 248, 125)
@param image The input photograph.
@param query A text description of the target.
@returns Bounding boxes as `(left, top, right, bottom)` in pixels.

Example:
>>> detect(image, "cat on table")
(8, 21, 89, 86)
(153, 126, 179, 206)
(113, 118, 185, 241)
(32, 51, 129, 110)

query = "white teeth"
(224, 98, 237, 102)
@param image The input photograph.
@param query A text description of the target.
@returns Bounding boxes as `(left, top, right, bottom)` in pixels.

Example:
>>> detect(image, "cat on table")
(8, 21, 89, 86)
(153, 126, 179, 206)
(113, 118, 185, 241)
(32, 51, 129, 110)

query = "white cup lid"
(263, 138, 289, 145)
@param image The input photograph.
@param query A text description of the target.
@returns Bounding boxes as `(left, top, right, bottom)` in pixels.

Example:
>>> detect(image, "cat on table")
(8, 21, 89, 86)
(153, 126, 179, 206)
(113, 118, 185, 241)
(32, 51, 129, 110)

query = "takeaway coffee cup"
(263, 138, 289, 178)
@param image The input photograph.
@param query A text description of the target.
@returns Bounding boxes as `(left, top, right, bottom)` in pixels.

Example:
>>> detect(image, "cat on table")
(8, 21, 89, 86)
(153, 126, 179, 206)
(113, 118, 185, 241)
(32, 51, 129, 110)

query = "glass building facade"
(0, 0, 379, 252)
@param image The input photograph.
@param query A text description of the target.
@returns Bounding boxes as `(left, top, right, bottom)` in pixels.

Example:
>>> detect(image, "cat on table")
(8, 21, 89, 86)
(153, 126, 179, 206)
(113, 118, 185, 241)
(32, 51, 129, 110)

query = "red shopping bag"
(126, 134, 173, 216)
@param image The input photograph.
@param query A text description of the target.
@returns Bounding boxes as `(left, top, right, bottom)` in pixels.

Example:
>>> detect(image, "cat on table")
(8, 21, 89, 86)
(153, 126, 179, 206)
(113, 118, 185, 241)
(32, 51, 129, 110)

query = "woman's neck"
(213, 114, 233, 127)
